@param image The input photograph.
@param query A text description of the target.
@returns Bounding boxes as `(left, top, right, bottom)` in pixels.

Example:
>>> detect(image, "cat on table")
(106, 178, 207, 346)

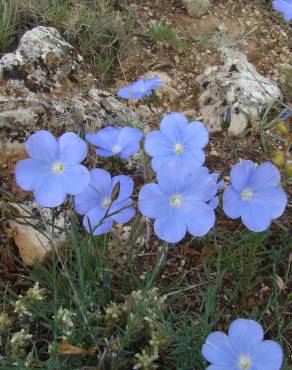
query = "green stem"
(146, 242, 169, 290)
(241, 234, 258, 308)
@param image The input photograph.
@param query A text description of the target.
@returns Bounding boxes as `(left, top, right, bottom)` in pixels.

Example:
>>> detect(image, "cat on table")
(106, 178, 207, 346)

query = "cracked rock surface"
(0, 26, 139, 150)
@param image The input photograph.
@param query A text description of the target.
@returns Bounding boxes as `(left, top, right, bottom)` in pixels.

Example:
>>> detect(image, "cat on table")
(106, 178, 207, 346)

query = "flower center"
(170, 195, 183, 208)
(238, 355, 252, 370)
(174, 143, 184, 154)
(102, 198, 111, 208)
(240, 188, 254, 201)
(52, 161, 65, 174)
(112, 145, 122, 153)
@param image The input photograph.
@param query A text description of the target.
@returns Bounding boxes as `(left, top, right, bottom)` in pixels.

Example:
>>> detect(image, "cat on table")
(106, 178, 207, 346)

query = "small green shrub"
(0, 0, 19, 52)
(148, 22, 188, 50)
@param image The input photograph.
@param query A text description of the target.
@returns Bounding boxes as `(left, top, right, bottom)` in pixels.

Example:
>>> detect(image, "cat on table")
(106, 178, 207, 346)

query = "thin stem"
(145, 242, 169, 290)
(241, 234, 258, 308)
(88, 201, 133, 234)
(142, 147, 149, 181)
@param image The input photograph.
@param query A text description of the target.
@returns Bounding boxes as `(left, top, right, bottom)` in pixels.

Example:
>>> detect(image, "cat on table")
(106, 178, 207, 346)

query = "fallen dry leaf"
(58, 340, 97, 356)
(6, 202, 66, 266)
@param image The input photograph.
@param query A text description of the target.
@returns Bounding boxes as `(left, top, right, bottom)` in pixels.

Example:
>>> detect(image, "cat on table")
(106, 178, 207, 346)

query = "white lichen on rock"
(0, 26, 80, 91)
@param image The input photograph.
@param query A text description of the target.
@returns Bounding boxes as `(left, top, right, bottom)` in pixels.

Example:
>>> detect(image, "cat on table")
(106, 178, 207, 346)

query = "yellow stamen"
(174, 143, 184, 154)
(52, 162, 65, 174)
(170, 195, 182, 207)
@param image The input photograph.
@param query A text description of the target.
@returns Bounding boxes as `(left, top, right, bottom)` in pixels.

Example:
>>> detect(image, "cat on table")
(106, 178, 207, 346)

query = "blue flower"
(117, 77, 163, 99)
(202, 318, 283, 370)
(144, 112, 209, 172)
(75, 168, 135, 236)
(86, 126, 143, 159)
(280, 109, 292, 120)
(273, 0, 292, 21)
(15, 130, 90, 208)
(223, 160, 287, 232)
(138, 162, 217, 243)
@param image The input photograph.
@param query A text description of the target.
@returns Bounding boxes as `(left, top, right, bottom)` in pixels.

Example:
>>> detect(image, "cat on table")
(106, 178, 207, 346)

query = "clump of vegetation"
(0, 0, 133, 82)
(1, 217, 291, 368)
(0, 0, 19, 52)
(278, 63, 292, 102)
(0, 225, 170, 369)
(148, 21, 188, 50)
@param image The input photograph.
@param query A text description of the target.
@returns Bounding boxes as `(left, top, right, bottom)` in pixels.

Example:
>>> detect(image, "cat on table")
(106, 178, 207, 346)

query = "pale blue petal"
(183, 121, 209, 148)
(58, 132, 87, 165)
(87, 127, 141, 158)
(116, 127, 143, 147)
(117, 78, 162, 99)
(248, 162, 281, 190)
(75, 186, 102, 215)
(202, 332, 235, 366)
(144, 130, 172, 157)
(184, 168, 217, 202)
(138, 183, 169, 218)
(111, 200, 135, 223)
(154, 209, 187, 243)
(251, 340, 283, 370)
(26, 130, 58, 162)
(182, 146, 206, 167)
(15, 158, 49, 191)
(210, 172, 219, 183)
(60, 165, 90, 195)
(89, 169, 112, 198)
(111, 175, 134, 202)
(160, 113, 188, 142)
(151, 154, 177, 172)
(117, 80, 145, 99)
(218, 179, 224, 191)
(143, 77, 163, 91)
(194, 166, 209, 176)
(210, 173, 224, 191)
(86, 127, 119, 151)
(209, 196, 219, 209)
(273, 0, 292, 21)
(223, 186, 244, 219)
(228, 319, 264, 354)
(230, 160, 255, 192)
(95, 148, 115, 157)
(241, 200, 272, 232)
(34, 174, 66, 207)
(156, 162, 196, 195)
(185, 201, 215, 236)
(114, 127, 142, 158)
(83, 207, 110, 236)
(119, 141, 141, 159)
(252, 187, 287, 219)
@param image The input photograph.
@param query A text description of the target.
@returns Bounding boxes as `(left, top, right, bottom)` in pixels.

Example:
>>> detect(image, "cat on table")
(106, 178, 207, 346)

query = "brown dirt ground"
(113, 0, 291, 114)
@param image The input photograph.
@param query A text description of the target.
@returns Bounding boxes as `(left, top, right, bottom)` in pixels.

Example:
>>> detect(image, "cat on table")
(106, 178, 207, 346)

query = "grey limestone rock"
(196, 48, 282, 135)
